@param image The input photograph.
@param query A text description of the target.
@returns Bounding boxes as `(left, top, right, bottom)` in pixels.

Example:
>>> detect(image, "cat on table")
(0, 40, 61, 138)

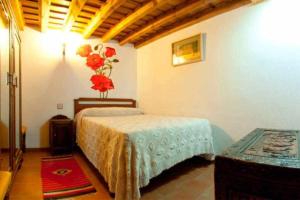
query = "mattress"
(76, 112, 214, 200)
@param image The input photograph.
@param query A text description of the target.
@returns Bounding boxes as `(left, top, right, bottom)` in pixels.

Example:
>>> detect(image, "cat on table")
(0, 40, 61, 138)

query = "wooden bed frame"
(74, 98, 136, 115)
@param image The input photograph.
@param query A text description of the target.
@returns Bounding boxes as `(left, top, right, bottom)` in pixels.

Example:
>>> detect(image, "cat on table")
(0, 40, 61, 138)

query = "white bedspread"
(76, 114, 214, 200)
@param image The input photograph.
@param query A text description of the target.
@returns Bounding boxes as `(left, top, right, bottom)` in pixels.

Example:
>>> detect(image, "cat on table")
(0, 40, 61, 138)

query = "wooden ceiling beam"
(82, 0, 127, 39)
(26, 19, 39, 25)
(22, 7, 39, 15)
(79, 11, 93, 18)
(22, 0, 39, 8)
(119, 0, 208, 45)
(73, 21, 86, 28)
(11, 0, 25, 30)
(49, 17, 64, 24)
(51, 0, 71, 7)
(76, 17, 89, 23)
(64, 0, 87, 31)
(41, 0, 51, 32)
(82, 5, 98, 13)
(101, 0, 172, 43)
(87, 0, 105, 7)
(23, 13, 40, 20)
(134, 0, 251, 48)
(49, 12, 66, 19)
(50, 5, 69, 13)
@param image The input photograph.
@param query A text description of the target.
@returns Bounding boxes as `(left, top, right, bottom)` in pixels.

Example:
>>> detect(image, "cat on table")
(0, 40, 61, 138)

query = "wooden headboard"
(74, 98, 136, 115)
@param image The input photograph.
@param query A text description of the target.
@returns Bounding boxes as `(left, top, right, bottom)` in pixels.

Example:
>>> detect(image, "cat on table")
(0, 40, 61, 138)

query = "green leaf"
(94, 44, 99, 51)
(112, 59, 119, 63)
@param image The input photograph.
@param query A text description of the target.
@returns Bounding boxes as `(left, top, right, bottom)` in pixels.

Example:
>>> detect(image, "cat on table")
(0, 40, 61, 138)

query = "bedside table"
(49, 115, 74, 155)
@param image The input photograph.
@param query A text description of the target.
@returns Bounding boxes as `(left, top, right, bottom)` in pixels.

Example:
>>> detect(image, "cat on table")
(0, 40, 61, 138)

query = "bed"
(74, 98, 215, 200)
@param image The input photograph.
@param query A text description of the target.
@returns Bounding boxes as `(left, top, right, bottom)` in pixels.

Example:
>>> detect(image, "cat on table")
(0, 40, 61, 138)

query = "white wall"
(137, 0, 300, 152)
(22, 28, 137, 148)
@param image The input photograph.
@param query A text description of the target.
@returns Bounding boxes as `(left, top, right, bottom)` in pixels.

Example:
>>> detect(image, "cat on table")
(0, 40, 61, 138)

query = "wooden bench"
(215, 128, 300, 199)
(0, 171, 11, 200)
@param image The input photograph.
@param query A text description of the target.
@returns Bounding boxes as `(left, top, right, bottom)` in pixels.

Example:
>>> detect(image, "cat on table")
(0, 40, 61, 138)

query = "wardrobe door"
(0, 0, 11, 171)
(11, 26, 22, 170)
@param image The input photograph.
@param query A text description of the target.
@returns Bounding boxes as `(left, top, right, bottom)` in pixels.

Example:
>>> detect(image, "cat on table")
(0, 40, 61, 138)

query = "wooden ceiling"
(11, 0, 252, 48)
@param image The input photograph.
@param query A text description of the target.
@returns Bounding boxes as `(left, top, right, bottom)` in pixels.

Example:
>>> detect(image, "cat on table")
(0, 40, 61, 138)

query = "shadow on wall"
(211, 124, 234, 155)
(40, 121, 49, 147)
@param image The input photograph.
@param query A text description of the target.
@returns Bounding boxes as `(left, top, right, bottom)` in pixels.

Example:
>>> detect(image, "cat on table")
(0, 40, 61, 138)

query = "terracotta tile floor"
(9, 151, 214, 200)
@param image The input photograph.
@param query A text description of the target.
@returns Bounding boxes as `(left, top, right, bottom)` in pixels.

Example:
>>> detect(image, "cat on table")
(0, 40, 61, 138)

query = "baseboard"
(1, 147, 50, 153)
(26, 148, 50, 152)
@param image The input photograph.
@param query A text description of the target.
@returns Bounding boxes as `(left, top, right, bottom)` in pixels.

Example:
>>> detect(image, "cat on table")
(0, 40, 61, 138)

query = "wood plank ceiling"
(13, 0, 252, 48)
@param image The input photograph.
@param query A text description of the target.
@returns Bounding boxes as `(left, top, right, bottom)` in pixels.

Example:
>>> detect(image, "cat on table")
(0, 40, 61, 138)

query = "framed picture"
(172, 34, 204, 66)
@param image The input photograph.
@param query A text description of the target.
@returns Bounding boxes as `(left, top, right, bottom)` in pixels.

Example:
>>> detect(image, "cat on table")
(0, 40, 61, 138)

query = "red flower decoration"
(77, 44, 118, 97)
(76, 44, 92, 57)
(90, 74, 114, 92)
(105, 47, 116, 58)
(86, 54, 104, 70)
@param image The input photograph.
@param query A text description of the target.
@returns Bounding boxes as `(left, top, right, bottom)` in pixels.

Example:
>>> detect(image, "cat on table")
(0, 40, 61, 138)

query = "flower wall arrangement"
(77, 44, 119, 98)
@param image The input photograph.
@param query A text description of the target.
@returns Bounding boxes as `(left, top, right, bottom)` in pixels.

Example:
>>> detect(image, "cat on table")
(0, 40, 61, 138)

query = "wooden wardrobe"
(0, 0, 23, 177)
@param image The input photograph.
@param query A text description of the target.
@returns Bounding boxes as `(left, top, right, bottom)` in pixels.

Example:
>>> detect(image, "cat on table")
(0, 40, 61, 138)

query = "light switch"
(57, 103, 63, 109)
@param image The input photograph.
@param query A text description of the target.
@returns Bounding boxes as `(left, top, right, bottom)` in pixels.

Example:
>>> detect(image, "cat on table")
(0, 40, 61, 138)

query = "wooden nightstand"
(21, 126, 27, 153)
(49, 115, 74, 155)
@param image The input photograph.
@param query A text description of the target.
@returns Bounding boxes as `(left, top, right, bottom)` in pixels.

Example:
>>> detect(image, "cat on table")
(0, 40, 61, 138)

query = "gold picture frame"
(172, 34, 204, 66)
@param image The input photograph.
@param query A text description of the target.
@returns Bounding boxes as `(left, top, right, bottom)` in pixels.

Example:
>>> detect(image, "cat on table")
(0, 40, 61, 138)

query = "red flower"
(105, 47, 116, 58)
(76, 44, 92, 57)
(86, 54, 104, 70)
(90, 74, 114, 92)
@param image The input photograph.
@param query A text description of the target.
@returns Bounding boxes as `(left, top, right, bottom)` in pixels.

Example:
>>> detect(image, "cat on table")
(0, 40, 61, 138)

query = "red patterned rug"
(41, 155, 96, 199)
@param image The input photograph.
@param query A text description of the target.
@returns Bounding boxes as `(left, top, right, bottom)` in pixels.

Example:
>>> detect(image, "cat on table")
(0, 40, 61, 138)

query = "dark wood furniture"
(20, 126, 26, 153)
(49, 115, 74, 155)
(74, 98, 136, 115)
(0, 0, 23, 184)
(215, 128, 300, 200)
